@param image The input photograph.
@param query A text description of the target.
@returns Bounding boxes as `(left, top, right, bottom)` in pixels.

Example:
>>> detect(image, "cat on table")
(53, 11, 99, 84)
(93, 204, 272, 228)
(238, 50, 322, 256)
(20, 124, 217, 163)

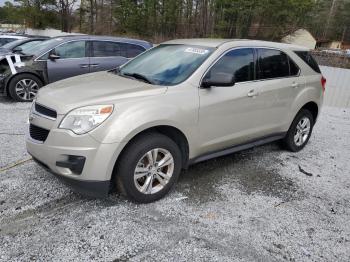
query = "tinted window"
(92, 41, 122, 57)
(124, 43, 145, 58)
(257, 49, 290, 79)
(205, 48, 254, 83)
(294, 51, 321, 73)
(289, 58, 300, 76)
(53, 41, 86, 59)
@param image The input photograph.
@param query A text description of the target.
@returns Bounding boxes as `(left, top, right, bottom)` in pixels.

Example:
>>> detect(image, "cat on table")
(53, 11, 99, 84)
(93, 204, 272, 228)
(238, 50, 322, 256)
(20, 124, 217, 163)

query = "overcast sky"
(0, 0, 15, 6)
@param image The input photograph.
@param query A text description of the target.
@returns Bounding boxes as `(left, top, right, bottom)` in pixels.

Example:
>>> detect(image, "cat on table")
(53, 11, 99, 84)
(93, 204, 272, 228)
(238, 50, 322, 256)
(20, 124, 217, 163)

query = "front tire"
(116, 133, 182, 203)
(8, 74, 43, 102)
(283, 109, 314, 152)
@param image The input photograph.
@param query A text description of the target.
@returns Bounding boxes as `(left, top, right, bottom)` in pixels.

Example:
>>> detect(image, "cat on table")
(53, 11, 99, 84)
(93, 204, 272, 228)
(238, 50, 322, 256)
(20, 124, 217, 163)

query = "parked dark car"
(0, 37, 49, 55)
(0, 35, 152, 101)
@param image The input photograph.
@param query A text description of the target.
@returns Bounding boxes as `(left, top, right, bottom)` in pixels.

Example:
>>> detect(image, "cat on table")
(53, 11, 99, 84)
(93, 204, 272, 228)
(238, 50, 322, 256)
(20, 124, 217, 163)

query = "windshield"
(22, 38, 60, 56)
(119, 44, 214, 85)
(2, 39, 45, 53)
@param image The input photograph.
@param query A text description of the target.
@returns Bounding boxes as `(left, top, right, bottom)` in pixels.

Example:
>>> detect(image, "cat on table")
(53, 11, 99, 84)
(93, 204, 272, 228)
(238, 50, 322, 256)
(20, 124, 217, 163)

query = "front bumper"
(26, 126, 127, 198)
(32, 157, 111, 197)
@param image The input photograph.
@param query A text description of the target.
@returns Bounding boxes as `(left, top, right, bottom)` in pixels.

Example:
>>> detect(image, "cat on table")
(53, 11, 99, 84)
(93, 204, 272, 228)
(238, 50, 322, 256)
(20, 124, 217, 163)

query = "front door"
(198, 48, 263, 154)
(47, 40, 90, 83)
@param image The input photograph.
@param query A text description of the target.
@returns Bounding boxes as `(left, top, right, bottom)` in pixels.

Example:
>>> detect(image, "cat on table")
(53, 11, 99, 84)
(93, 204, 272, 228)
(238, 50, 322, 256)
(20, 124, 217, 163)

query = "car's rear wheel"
(116, 133, 182, 203)
(8, 74, 43, 102)
(283, 109, 314, 152)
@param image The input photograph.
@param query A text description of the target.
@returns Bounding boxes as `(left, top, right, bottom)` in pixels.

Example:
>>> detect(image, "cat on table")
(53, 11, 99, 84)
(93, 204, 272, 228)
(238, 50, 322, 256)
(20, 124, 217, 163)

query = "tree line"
(1, 0, 349, 42)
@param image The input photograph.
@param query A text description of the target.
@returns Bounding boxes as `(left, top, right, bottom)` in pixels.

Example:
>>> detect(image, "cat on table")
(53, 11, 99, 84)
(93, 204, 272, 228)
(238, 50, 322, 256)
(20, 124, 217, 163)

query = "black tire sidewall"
(8, 74, 43, 102)
(284, 109, 314, 152)
(116, 133, 182, 203)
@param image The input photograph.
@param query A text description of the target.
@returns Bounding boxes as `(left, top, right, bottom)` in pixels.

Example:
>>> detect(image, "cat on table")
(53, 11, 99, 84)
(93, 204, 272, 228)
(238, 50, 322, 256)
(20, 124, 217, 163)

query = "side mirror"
(201, 72, 235, 88)
(49, 53, 60, 60)
(12, 46, 23, 53)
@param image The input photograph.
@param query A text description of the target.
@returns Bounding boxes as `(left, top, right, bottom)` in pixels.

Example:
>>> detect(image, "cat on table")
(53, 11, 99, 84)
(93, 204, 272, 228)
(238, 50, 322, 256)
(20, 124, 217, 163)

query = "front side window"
(204, 48, 254, 84)
(257, 49, 290, 79)
(119, 44, 214, 86)
(92, 41, 122, 57)
(53, 41, 86, 59)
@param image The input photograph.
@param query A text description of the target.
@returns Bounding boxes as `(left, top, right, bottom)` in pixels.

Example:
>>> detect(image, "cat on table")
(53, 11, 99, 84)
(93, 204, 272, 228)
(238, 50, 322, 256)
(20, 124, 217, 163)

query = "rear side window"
(92, 41, 122, 57)
(205, 48, 255, 83)
(257, 49, 290, 79)
(294, 51, 321, 73)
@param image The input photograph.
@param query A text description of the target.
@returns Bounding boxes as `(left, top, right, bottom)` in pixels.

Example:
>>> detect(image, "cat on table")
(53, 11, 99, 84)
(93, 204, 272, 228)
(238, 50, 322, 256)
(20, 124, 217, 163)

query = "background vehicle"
(0, 35, 27, 46)
(0, 37, 49, 55)
(26, 39, 325, 203)
(0, 35, 152, 101)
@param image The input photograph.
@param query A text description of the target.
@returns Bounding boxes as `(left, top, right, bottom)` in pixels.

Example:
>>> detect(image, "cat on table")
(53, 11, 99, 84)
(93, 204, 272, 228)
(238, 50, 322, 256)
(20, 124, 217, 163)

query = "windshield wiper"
(122, 72, 154, 84)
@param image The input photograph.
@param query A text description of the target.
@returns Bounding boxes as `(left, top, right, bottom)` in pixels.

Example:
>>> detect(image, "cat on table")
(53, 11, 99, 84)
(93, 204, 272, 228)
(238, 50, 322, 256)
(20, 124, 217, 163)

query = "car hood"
(36, 71, 167, 114)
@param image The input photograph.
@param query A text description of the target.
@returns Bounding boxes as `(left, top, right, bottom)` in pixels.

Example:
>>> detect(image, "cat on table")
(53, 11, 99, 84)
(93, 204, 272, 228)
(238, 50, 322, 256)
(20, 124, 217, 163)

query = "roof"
(162, 38, 309, 51)
(49, 35, 152, 47)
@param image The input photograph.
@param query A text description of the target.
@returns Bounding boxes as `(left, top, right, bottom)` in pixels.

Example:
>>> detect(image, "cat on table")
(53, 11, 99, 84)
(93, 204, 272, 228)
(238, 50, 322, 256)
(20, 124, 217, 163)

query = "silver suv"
(26, 39, 325, 203)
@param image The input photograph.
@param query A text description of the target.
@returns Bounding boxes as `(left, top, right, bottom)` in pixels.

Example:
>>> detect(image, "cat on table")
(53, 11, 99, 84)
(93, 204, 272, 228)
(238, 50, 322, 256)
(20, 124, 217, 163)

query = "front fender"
(88, 87, 199, 157)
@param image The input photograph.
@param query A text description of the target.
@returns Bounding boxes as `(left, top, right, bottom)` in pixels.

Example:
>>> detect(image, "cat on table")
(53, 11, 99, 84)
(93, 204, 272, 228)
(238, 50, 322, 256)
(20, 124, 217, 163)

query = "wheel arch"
(110, 125, 190, 183)
(300, 101, 318, 122)
(5, 72, 44, 95)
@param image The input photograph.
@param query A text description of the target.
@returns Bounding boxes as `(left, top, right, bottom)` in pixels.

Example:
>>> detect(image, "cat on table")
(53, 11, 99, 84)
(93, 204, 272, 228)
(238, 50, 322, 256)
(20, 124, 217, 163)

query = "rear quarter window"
(294, 51, 321, 73)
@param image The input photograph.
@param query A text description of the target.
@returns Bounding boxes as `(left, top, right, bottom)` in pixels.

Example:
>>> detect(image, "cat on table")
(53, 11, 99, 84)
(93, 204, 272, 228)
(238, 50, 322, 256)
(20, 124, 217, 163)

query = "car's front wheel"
(8, 74, 43, 102)
(283, 109, 314, 152)
(116, 133, 182, 203)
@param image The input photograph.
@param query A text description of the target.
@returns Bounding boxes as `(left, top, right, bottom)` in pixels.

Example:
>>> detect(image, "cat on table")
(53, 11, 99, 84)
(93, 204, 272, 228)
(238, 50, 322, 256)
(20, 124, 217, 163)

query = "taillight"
(321, 76, 326, 93)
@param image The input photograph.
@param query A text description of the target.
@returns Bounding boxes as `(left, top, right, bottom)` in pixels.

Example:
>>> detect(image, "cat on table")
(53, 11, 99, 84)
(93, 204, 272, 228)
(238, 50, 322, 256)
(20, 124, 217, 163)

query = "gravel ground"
(0, 97, 349, 261)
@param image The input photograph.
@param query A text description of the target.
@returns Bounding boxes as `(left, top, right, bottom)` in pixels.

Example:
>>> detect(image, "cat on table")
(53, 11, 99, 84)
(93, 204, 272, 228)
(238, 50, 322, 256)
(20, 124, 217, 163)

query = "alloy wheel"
(15, 79, 39, 101)
(294, 117, 311, 146)
(134, 148, 174, 194)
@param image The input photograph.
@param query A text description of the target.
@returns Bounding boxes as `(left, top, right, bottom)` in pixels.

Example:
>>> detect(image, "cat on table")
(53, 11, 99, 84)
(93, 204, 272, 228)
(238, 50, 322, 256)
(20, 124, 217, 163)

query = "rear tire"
(8, 74, 43, 102)
(115, 133, 182, 203)
(283, 109, 314, 152)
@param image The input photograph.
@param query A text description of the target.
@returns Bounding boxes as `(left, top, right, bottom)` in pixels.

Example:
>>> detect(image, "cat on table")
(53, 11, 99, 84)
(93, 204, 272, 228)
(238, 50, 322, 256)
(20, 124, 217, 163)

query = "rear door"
(47, 40, 89, 83)
(254, 48, 301, 134)
(89, 41, 129, 72)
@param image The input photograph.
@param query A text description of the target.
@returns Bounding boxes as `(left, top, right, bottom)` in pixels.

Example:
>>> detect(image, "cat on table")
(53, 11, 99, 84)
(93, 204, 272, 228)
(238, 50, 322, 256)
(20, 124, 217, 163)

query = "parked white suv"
(26, 39, 325, 203)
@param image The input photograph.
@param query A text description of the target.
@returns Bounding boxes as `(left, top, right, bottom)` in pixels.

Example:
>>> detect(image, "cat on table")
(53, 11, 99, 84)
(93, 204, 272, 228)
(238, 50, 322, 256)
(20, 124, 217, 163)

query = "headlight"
(59, 105, 114, 134)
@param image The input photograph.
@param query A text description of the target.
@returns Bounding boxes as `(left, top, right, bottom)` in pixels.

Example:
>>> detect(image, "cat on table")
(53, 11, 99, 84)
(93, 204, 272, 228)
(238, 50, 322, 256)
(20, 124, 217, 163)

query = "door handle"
(291, 82, 299, 88)
(247, 89, 259, 97)
(80, 64, 89, 68)
(90, 64, 100, 68)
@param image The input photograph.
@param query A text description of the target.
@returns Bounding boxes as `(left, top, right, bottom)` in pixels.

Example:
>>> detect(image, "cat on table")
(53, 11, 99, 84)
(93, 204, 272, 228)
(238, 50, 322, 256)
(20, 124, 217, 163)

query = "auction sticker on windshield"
(184, 47, 209, 55)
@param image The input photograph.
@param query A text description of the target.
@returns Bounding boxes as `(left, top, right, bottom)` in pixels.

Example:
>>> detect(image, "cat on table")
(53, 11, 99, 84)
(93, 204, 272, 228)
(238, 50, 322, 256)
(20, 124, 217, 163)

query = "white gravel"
(0, 97, 349, 261)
